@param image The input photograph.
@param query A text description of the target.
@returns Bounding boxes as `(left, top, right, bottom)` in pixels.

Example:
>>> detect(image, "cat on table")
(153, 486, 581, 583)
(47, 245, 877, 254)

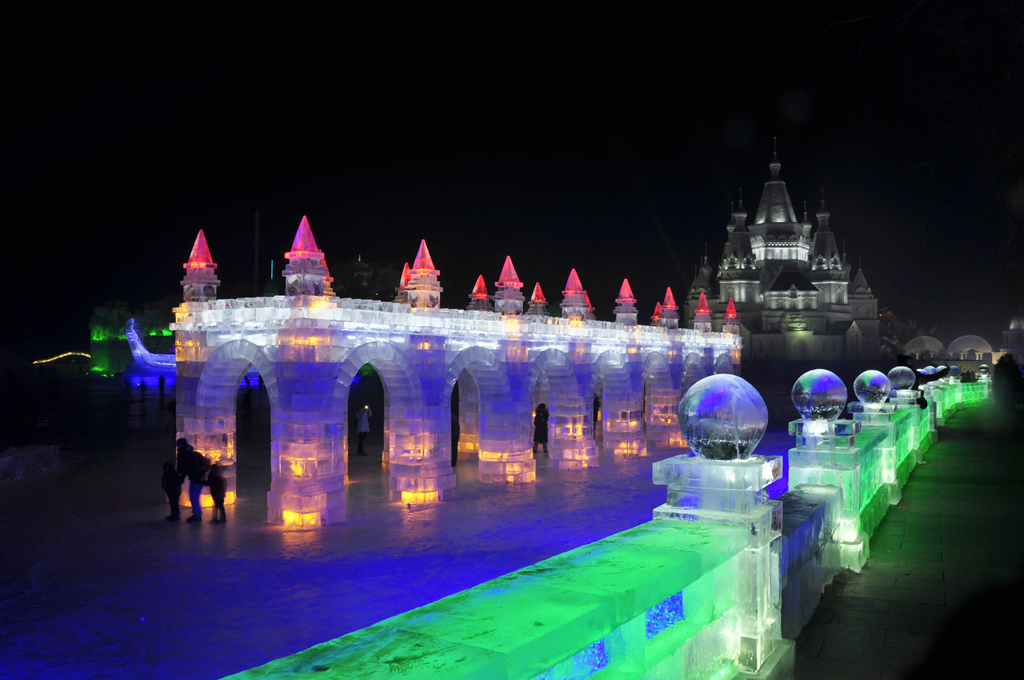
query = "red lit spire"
(412, 239, 435, 271)
(726, 298, 737, 319)
(496, 255, 523, 289)
(564, 268, 584, 293)
(617, 278, 636, 303)
(470, 275, 488, 299)
(530, 282, 546, 303)
(696, 291, 711, 314)
(662, 287, 678, 310)
(288, 215, 321, 256)
(184, 230, 216, 269)
(400, 262, 410, 287)
(651, 301, 662, 323)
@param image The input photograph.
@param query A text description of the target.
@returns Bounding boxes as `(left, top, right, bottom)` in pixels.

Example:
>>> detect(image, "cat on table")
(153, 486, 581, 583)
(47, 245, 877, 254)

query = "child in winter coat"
(198, 464, 228, 523)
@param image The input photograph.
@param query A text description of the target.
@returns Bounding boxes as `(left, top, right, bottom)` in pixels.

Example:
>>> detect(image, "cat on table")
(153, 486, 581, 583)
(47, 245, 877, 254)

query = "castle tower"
(658, 287, 679, 330)
(650, 301, 662, 326)
(694, 292, 713, 332)
(406, 240, 443, 310)
(614, 278, 638, 326)
(181, 230, 220, 302)
(394, 262, 410, 304)
(526, 283, 549, 316)
(493, 256, 524, 315)
(467, 275, 491, 311)
(808, 194, 848, 307)
(282, 216, 330, 296)
(560, 269, 588, 321)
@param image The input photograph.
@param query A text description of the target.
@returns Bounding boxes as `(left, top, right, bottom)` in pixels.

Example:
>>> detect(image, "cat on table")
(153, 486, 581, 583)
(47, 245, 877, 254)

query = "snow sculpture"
(654, 374, 785, 673)
(173, 221, 742, 526)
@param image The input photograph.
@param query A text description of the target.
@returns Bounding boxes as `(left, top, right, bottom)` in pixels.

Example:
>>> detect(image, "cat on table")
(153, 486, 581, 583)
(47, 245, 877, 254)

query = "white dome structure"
(946, 335, 993, 360)
(904, 336, 945, 360)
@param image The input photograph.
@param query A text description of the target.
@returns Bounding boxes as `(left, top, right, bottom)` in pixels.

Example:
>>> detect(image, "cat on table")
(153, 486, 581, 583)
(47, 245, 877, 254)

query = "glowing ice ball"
(853, 370, 892, 404)
(887, 366, 916, 390)
(791, 369, 847, 420)
(979, 364, 990, 377)
(677, 374, 768, 460)
(949, 365, 961, 378)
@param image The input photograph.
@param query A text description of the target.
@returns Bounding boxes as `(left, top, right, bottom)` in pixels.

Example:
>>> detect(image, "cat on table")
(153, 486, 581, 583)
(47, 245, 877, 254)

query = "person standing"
(176, 437, 207, 523)
(197, 464, 227, 523)
(355, 405, 372, 456)
(533, 403, 549, 455)
(161, 460, 181, 521)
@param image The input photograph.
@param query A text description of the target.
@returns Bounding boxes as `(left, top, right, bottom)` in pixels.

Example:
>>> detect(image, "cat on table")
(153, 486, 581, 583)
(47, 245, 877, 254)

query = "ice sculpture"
(979, 363, 990, 380)
(852, 370, 892, 405)
(658, 288, 679, 329)
(654, 375, 786, 673)
(613, 279, 637, 326)
(949, 365, 961, 381)
(677, 374, 767, 460)
(693, 292, 712, 332)
(172, 222, 742, 526)
(887, 366, 915, 390)
(791, 369, 847, 422)
(467, 275, 490, 311)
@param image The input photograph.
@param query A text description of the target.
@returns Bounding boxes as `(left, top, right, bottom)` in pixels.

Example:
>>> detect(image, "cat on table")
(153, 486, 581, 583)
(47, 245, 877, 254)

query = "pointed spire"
(496, 255, 523, 289)
(770, 138, 782, 179)
(658, 287, 679, 329)
(400, 262, 411, 287)
(726, 298, 737, 319)
(289, 215, 320, 255)
(651, 301, 662, 323)
(412, 239, 435, 271)
(526, 282, 549, 316)
(617, 278, 635, 302)
(530, 282, 546, 303)
(470, 275, 488, 298)
(394, 262, 410, 304)
(181, 230, 220, 302)
(185, 230, 215, 268)
(696, 291, 711, 314)
(662, 287, 677, 309)
(564, 268, 584, 293)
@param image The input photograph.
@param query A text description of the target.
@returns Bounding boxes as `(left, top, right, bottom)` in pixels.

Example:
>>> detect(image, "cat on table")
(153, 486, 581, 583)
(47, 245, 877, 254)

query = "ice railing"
(173, 295, 740, 350)
(225, 521, 750, 680)
(226, 377, 989, 679)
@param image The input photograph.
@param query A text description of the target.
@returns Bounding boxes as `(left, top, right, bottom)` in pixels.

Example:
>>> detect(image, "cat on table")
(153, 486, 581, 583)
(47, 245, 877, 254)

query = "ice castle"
(686, 152, 881, 362)
(172, 217, 741, 526)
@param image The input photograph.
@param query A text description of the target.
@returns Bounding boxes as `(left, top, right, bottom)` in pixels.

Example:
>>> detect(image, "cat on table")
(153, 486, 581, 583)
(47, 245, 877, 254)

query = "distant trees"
(878, 307, 936, 358)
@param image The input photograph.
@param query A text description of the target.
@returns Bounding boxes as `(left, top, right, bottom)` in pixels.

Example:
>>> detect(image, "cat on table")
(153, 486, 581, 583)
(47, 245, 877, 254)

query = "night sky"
(7, 5, 1023, 359)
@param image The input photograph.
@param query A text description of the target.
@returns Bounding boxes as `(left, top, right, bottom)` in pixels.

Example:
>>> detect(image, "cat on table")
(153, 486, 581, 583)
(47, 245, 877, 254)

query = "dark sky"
(6, 5, 1023, 359)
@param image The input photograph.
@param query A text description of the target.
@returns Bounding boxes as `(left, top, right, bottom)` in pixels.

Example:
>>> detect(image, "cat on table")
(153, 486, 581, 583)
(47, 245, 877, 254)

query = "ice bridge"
(173, 217, 741, 526)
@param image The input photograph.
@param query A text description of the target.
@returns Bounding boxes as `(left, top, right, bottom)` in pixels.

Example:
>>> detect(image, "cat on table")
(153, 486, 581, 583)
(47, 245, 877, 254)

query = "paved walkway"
(794, 404, 1024, 679)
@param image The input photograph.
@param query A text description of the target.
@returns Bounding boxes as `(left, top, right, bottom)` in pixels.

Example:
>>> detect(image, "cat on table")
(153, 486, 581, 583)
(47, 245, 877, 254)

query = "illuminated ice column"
(478, 325, 536, 483)
(645, 345, 684, 451)
(603, 350, 647, 460)
(848, 370, 902, 505)
(888, 366, 928, 461)
(788, 369, 873, 572)
(388, 332, 456, 503)
(693, 291, 713, 333)
(653, 375, 789, 675)
(723, 298, 742, 372)
(546, 337, 598, 470)
(267, 323, 346, 527)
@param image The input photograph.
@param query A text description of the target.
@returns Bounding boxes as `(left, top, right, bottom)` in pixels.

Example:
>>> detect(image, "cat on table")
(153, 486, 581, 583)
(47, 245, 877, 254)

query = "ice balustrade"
(173, 221, 741, 526)
(226, 370, 988, 679)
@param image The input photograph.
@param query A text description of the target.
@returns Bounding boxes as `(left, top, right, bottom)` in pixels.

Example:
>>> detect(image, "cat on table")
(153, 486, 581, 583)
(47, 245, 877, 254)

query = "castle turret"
(467, 275, 491, 311)
(493, 256, 524, 315)
(394, 262, 410, 304)
(282, 216, 330, 296)
(181, 230, 220, 302)
(526, 283, 549, 316)
(694, 292, 712, 332)
(614, 278, 638, 326)
(560, 269, 588, 321)
(650, 301, 662, 326)
(724, 298, 740, 335)
(406, 240, 442, 310)
(658, 287, 679, 330)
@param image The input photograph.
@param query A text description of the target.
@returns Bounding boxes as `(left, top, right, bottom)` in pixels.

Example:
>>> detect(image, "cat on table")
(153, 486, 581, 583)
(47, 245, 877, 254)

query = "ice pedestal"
(653, 454, 784, 675)
(848, 402, 902, 505)
(788, 418, 889, 572)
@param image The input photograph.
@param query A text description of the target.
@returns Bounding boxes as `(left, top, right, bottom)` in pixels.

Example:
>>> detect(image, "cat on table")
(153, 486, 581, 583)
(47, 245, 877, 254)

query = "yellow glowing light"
(282, 510, 321, 527)
(32, 351, 91, 364)
(401, 491, 439, 504)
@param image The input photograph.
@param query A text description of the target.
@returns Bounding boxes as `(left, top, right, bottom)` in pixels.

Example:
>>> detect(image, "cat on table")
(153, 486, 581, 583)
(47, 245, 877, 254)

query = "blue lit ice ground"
(0, 380, 798, 680)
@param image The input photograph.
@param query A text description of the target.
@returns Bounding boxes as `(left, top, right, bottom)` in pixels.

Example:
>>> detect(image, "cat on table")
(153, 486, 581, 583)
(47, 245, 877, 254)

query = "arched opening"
(186, 341, 279, 520)
(446, 347, 532, 483)
(530, 349, 597, 470)
(346, 363, 386, 469)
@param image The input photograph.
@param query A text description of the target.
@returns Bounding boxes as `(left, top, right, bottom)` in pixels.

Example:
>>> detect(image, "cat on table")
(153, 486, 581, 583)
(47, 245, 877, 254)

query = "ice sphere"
(949, 365, 961, 378)
(853, 370, 891, 404)
(979, 364, 990, 377)
(677, 374, 768, 460)
(791, 369, 846, 420)
(887, 366, 916, 390)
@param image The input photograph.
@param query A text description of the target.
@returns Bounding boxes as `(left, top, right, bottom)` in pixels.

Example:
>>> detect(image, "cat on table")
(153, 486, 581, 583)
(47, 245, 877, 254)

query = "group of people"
(161, 438, 227, 523)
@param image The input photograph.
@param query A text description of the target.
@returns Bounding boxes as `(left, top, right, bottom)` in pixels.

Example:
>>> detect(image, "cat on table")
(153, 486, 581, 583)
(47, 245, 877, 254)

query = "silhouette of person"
(161, 460, 181, 521)
(355, 405, 372, 456)
(533, 403, 549, 455)
(197, 464, 228, 523)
